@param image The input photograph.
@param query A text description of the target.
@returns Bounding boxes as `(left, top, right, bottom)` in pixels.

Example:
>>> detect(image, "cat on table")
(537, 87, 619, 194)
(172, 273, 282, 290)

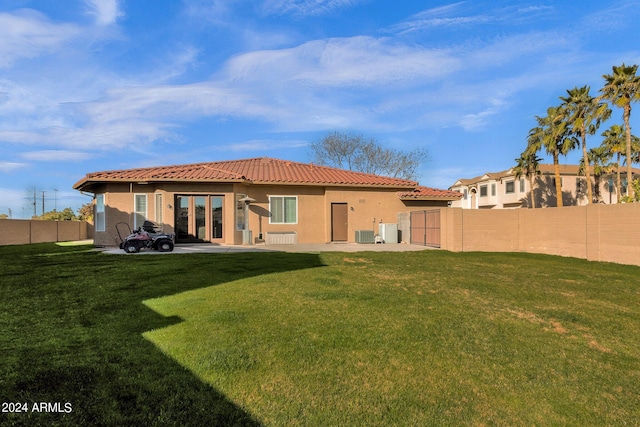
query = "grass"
(1, 244, 640, 425)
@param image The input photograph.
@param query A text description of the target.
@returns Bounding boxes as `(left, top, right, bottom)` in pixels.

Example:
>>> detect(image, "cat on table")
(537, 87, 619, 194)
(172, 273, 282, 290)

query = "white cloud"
(84, 0, 123, 26)
(20, 150, 92, 162)
(262, 0, 362, 16)
(223, 36, 462, 88)
(0, 162, 28, 173)
(0, 9, 79, 68)
(227, 139, 308, 152)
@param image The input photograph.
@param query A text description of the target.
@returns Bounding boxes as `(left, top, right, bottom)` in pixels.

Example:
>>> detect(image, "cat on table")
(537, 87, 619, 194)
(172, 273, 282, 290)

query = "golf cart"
(115, 221, 175, 253)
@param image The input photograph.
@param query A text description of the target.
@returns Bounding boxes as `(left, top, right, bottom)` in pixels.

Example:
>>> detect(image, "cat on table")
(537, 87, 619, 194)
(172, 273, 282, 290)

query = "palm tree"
(514, 151, 542, 208)
(527, 105, 577, 207)
(580, 146, 612, 203)
(560, 86, 611, 204)
(601, 124, 640, 201)
(599, 63, 640, 198)
(601, 124, 627, 202)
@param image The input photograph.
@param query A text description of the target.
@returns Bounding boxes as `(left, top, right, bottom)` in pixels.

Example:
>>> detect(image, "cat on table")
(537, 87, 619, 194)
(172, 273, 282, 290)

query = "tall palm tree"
(601, 124, 627, 202)
(527, 105, 577, 207)
(560, 86, 611, 204)
(601, 124, 640, 201)
(580, 146, 612, 203)
(599, 63, 640, 198)
(514, 151, 542, 208)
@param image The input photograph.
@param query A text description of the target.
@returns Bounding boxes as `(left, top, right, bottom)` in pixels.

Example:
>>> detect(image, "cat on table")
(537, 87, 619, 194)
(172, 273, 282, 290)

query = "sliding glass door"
(174, 195, 224, 243)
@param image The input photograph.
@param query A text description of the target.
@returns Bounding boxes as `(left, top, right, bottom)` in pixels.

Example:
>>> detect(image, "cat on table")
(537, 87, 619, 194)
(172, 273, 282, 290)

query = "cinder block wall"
(439, 204, 640, 267)
(0, 219, 90, 246)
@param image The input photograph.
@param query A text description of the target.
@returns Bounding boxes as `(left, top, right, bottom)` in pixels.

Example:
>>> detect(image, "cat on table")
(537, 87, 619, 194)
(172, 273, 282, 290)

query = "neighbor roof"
(397, 186, 463, 200)
(73, 157, 419, 191)
(451, 164, 591, 188)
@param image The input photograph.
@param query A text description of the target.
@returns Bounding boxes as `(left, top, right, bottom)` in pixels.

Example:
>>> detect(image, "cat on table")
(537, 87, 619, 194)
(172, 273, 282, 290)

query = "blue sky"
(1, 0, 639, 218)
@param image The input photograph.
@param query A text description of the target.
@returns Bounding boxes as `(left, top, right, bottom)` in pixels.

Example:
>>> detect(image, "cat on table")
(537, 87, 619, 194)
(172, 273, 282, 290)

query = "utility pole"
(42, 191, 46, 216)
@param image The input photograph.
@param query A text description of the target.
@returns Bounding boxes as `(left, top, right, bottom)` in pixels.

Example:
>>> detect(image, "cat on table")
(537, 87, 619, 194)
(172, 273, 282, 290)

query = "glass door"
(174, 195, 224, 243)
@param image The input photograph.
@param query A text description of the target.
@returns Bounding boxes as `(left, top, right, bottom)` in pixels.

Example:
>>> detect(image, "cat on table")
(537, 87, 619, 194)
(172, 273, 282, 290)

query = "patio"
(103, 242, 436, 254)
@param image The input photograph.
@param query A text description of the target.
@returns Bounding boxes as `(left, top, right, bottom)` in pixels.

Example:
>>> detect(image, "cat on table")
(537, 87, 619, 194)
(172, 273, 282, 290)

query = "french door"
(175, 195, 224, 243)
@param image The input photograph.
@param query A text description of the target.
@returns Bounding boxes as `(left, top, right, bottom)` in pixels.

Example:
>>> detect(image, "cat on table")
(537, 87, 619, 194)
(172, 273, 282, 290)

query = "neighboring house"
(73, 157, 462, 246)
(450, 164, 637, 209)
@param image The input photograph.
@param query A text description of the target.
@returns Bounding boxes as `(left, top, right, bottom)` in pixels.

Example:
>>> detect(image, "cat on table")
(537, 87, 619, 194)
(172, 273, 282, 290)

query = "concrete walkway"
(103, 242, 436, 254)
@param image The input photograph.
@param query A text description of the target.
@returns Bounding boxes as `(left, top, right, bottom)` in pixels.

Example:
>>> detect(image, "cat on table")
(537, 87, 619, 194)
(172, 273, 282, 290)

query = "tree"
(580, 146, 612, 203)
(514, 151, 542, 208)
(78, 202, 94, 222)
(526, 106, 577, 207)
(33, 207, 79, 221)
(599, 63, 640, 198)
(309, 132, 429, 181)
(560, 86, 611, 204)
(600, 124, 640, 202)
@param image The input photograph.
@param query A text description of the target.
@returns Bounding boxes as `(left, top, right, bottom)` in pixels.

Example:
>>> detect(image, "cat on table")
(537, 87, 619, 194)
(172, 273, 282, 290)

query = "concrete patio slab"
(102, 242, 436, 254)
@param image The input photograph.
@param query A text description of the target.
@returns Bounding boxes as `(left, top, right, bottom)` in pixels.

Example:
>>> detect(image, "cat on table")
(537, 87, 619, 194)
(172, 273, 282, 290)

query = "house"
(73, 157, 462, 246)
(450, 164, 637, 209)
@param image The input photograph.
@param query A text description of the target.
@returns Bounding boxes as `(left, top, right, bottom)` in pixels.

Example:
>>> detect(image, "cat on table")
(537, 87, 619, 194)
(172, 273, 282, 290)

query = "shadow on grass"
(0, 243, 326, 426)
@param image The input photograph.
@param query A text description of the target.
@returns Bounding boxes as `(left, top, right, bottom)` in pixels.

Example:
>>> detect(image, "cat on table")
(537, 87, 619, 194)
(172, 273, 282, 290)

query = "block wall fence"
(0, 219, 91, 246)
(436, 203, 640, 267)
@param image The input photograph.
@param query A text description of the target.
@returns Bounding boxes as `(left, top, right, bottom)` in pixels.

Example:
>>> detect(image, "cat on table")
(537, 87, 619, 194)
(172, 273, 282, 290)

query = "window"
(155, 193, 163, 224)
(236, 194, 246, 231)
(479, 185, 488, 197)
(505, 181, 515, 194)
(134, 194, 147, 228)
(270, 196, 297, 224)
(520, 179, 525, 193)
(491, 183, 496, 196)
(95, 194, 105, 232)
(463, 189, 468, 200)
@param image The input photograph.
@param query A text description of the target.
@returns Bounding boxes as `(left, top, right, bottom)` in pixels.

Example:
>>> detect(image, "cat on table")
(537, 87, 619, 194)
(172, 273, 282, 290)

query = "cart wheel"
(124, 241, 140, 253)
(156, 239, 174, 252)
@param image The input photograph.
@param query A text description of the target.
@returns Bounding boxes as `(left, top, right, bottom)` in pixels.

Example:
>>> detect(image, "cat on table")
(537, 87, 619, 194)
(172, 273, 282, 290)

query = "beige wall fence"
(433, 203, 640, 267)
(0, 219, 92, 246)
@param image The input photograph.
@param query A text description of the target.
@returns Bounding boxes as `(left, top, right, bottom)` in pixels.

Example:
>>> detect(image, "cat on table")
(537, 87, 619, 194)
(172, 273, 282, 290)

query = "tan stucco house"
(450, 164, 638, 209)
(73, 157, 462, 246)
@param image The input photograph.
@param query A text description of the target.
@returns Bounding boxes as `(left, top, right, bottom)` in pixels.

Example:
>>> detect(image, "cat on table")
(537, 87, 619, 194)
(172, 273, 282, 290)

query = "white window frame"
(491, 183, 496, 196)
(155, 193, 163, 224)
(520, 179, 525, 193)
(95, 194, 105, 232)
(134, 194, 147, 229)
(479, 185, 488, 197)
(269, 196, 298, 224)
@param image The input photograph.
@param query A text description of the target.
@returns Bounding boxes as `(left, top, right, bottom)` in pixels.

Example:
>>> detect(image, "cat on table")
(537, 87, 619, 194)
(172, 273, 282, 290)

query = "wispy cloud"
(262, 0, 362, 16)
(84, 0, 123, 26)
(0, 162, 28, 173)
(21, 150, 92, 162)
(227, 139, 308, 152)
(0, 9, 79, 67)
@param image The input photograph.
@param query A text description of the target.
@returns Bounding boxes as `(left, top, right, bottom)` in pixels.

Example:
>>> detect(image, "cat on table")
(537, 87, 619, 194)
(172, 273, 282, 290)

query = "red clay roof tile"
(74, 157, 419, 190)
(397, 186, 463, 200)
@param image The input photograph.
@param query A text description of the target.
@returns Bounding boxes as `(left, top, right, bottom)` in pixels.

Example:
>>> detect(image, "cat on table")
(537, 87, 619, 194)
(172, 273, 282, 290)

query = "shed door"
(331, 203, 348, 242)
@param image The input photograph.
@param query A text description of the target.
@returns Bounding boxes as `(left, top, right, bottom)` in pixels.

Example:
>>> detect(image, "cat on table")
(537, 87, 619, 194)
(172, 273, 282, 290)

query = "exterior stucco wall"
(91, 181, 450, 246)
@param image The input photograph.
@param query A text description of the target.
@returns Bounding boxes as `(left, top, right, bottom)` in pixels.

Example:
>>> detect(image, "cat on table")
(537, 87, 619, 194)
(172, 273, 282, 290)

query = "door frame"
(174, 194, 225, 243)
(331, 202, 349, 242)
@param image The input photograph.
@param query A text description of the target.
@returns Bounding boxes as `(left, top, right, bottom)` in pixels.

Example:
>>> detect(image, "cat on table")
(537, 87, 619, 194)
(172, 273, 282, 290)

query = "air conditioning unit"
(355, 230, 375, 244)
(378, 223, 398, 244)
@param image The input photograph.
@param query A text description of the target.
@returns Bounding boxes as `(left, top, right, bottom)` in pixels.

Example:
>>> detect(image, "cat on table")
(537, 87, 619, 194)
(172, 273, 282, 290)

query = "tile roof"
(73, 157, 419, 190)
(397, 186, 463, 200)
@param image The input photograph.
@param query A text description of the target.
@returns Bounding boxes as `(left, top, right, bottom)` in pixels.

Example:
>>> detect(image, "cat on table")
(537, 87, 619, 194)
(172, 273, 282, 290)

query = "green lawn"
(1, 243, 639, 426)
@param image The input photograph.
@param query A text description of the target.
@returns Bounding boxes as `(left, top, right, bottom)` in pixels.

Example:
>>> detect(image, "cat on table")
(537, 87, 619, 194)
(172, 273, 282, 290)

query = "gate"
(410, 210, 441, 247)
